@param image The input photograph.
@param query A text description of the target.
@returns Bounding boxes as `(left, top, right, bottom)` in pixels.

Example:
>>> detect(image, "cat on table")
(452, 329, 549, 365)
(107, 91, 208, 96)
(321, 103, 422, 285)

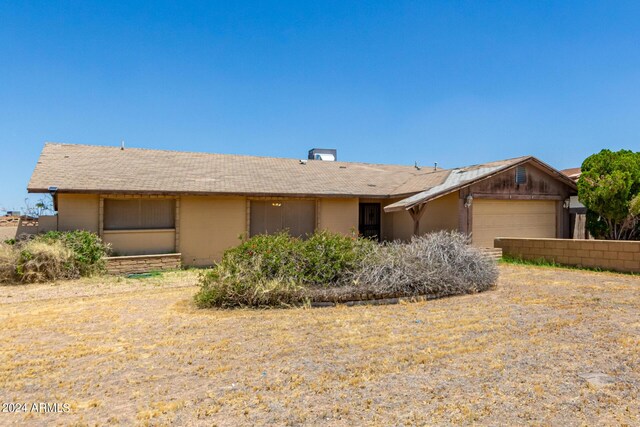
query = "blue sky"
(1, 1, 640, 212)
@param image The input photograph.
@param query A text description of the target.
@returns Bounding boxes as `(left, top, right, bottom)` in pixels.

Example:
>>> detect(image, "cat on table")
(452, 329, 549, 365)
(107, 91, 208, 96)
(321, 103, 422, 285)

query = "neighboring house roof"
(561, 167, 581, 181)
(28, 143, 576, 209)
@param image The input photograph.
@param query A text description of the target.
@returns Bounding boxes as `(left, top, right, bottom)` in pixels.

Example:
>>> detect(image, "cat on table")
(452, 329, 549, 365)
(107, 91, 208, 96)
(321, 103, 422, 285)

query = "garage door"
(472, 200, 556, 248)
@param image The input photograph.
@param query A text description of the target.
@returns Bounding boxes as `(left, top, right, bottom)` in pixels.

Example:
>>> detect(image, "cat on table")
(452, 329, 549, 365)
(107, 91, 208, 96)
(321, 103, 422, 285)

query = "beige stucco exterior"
(57, 194, 99, 233)
(386, 192, 460, 242)
(47, 162, 570, 266)
(103, 229, 176, 256)
(317, 198, 358, 235)
(178, 195, 247, 266)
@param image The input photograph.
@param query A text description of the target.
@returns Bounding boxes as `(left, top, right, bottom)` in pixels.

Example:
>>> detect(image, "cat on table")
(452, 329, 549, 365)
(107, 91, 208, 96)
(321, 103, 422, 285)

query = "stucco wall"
(179, 196, 246, 266)
(57, 194, 99, 232)
(389, 192, 460, 241)
(318, 198, 358, 235)
(103, 229, 176, 256)
(0, 227, 17, 241)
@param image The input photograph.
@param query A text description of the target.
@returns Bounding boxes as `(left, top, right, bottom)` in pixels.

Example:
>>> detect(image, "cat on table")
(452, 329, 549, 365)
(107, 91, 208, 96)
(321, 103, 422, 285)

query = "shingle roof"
(28, 144, 575, 208)
(560, 167, 581, 181)
(384, 156, 578, 211)
(28, 143, 449, 198)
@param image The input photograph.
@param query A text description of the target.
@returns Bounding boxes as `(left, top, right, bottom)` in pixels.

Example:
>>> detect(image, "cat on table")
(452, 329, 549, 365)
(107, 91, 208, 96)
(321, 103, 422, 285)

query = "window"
(515, 166, 527, 185)
(250, 200, 316, 237)
(104, 199, 175, 230)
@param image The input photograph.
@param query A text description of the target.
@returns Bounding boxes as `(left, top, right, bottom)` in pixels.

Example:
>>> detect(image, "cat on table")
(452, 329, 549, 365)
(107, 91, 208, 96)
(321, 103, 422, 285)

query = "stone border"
(309, 292, 451, 307)
(105, 253, 182, 275)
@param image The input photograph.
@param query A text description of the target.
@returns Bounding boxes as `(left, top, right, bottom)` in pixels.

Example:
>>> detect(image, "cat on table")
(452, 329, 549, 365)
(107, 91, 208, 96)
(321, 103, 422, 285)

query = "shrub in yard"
(195, 230, 498, 308)
(0, 231, 110, 284)
(344, 231, 498, 297)
(0, 244, 18, 283)
(194, 257, 307, 308)
(17, 239, 76, 283)
(300, 230, 374, 286)
(208, 230, 373, 286)
(219, 232, 304, 282)
(37, 231, 109, 276)
(194, 230, 373, 307)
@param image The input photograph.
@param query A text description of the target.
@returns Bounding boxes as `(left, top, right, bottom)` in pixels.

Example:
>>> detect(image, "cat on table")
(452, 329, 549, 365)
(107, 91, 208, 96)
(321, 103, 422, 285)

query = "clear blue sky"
(2, 1, 639, 212)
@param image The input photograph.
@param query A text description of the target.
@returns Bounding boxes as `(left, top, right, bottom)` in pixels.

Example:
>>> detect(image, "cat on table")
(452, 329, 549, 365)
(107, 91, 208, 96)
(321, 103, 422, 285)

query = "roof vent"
(515, 165, 527, 184)
(308, 148, 337, 161)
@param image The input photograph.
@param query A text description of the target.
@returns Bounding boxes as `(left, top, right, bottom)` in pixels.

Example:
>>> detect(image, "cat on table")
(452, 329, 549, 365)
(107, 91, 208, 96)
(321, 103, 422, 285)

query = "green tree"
(578, 149, 640, 240)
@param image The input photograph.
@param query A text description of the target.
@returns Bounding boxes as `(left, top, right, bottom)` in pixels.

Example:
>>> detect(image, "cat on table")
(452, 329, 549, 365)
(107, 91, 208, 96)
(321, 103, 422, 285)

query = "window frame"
(103, 198, 176, 231)
(249, 198, 317, 238)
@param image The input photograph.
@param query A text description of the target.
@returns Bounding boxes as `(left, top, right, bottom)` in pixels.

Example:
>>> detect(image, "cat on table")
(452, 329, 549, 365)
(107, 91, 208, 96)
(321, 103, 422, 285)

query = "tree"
(578, 149, 640, 240)
(23, 195, 55, 218)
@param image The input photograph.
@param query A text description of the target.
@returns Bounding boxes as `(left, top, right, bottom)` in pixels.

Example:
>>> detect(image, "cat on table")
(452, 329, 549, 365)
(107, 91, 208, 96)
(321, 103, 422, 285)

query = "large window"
(250, 200, 315, 237)
(104, 199, 175, 230)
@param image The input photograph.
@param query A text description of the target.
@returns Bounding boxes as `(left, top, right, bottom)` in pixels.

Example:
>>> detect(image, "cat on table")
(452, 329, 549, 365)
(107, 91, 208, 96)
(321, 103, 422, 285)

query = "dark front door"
(359, 203, 381, 241)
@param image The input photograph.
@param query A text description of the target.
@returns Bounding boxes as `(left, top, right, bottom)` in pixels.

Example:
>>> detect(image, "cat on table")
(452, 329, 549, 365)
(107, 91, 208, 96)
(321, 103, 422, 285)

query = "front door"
(359, 203, 381, 241)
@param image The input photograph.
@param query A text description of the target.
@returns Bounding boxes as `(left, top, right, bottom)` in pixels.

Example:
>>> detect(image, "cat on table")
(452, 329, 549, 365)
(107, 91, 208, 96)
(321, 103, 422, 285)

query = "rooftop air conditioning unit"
(308, 148, 337, 161)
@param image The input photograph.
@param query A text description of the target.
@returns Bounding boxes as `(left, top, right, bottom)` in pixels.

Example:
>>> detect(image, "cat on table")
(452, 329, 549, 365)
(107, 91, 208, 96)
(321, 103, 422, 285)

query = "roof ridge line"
(42, 142, 439, 169)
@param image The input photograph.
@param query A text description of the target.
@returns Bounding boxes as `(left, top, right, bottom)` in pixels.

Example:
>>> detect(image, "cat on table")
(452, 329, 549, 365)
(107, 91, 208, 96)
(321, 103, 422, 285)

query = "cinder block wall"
(495, 238, 640, 273)
(105, 253, 182, 275)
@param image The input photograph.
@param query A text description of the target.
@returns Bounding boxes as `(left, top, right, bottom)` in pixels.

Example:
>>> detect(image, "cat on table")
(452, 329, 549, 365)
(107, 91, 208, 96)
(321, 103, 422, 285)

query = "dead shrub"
(343, 231, 498, 297)
(17, 240, 77, 283)
(0, 244, 18, 283)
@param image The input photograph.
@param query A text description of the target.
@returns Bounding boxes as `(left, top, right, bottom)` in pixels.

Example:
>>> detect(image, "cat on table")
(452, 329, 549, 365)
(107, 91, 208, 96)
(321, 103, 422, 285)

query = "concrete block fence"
(495, 238, 640, 273)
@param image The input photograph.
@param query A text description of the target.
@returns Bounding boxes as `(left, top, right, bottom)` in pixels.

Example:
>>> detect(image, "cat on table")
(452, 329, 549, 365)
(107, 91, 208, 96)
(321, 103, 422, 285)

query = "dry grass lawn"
(0, 265, 639, 426)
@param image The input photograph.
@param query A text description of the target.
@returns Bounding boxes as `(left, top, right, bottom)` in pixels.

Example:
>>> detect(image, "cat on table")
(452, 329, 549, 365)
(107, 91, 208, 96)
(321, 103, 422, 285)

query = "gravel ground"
(0, 264, 638, 426)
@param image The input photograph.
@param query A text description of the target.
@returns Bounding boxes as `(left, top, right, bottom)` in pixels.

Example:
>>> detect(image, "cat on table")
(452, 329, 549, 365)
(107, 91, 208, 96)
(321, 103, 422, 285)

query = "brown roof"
(385, 156, 578, 212)
(28, 143, 449, 198)
(28, 144, 575, 207)
(560, 167, 581, 181)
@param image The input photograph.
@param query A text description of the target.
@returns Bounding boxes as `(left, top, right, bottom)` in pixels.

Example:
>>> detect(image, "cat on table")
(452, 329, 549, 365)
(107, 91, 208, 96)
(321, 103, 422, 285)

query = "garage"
(472, 199, 557, 248)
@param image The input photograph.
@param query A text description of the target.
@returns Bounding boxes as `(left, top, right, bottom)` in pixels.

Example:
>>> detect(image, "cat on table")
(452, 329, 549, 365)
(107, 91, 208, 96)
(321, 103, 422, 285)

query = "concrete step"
(479, 247, 503, 261)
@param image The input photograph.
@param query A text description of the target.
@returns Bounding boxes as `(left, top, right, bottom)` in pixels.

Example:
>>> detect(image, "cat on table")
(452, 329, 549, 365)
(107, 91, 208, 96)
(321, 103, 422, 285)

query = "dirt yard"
(1, 265, 638, 426)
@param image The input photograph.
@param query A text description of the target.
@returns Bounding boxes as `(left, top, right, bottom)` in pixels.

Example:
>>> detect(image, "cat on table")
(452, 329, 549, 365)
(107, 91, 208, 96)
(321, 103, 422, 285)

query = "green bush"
(195, 230, 373, 307)
(194, 264, 307, 309)
(300, 230, 374, 286)
(219, 232, 304, 282)
(212, 230, 372, 285)
(37, 231, 110, 276)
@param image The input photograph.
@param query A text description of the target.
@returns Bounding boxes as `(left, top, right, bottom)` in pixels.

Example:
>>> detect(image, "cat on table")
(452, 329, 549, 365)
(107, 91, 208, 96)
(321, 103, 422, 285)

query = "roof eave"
(383, 155, 577, 213)
(27, 188, 397, 199)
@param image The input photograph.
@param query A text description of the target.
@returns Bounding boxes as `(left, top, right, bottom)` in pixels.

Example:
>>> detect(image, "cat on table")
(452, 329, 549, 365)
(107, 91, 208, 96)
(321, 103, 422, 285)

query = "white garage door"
(472, 199, 556, 248)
